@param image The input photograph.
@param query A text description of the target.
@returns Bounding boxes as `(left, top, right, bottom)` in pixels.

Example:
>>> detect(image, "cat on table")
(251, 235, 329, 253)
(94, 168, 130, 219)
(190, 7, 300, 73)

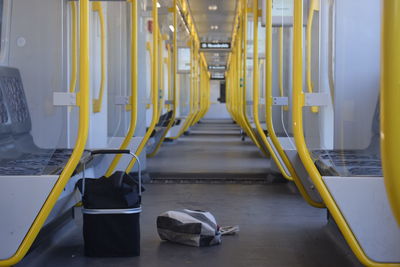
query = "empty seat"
(0, 67, 89, 176)
(312, 102, 381, 177)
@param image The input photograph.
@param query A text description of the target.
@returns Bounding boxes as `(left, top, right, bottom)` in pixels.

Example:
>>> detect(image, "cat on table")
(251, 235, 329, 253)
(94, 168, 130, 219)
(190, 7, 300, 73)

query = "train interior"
(0, 0, 399, 266)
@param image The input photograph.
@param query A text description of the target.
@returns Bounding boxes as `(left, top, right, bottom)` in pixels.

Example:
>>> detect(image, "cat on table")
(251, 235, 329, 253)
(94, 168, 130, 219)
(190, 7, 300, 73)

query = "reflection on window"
(0, 0, 3, 51)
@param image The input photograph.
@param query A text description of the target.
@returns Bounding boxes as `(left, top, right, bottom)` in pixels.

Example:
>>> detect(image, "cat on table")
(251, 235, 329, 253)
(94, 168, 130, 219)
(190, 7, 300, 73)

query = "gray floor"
(18, 119, 363, 267)
(148, 120, 273, 180)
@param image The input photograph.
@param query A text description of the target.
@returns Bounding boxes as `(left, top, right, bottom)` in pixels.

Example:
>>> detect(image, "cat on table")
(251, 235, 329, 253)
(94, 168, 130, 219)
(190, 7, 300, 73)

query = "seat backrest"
(0, 83, 10, 136)
(0, 67, 32, 136)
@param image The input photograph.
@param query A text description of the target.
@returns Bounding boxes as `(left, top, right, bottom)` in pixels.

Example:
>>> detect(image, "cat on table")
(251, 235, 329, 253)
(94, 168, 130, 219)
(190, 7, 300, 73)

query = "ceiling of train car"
(187, 0, 238, 68)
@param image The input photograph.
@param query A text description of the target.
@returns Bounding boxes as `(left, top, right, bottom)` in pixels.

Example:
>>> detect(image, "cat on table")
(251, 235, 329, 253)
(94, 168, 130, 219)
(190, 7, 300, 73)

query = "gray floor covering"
(19, 184, 361, 267)
(147, 120, 272, 179)
(17, 119, 362, 267)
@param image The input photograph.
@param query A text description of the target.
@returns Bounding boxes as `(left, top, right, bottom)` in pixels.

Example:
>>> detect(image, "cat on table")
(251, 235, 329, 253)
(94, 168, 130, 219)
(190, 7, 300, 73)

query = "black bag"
(77, 171, 143, 257)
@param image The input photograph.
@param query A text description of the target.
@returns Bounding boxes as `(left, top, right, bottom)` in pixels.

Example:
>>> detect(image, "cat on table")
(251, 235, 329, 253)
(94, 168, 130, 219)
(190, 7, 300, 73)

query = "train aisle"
(148, 119, 273, 182)
(18, 120, 362, 267)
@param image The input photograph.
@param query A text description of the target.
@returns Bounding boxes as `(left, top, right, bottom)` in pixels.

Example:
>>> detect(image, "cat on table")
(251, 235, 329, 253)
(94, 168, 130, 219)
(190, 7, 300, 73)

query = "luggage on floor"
(157, 209, 222, 247)
(77, 150, 143, 257)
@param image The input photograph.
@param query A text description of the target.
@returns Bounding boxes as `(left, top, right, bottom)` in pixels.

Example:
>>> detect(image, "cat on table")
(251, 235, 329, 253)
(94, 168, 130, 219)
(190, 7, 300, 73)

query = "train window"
(0, 0, 3, 51)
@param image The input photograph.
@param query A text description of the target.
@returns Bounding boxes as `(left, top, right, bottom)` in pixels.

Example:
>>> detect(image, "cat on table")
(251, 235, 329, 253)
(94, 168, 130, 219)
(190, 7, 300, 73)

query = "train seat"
(147, 110, 174, 153)
(0, 67, 90, 176)
(311, 102, 381, 177)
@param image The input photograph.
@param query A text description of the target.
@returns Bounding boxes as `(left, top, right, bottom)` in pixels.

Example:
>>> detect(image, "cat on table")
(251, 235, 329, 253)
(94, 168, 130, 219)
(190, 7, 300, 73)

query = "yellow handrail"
(252, 0, 292, 181)
(381, 0, 400, 226)
(166, 44, 172, 110)
(146, 41, 153, 109)
(69, 1, 77, 93)
(278, 28, 284, 98)
(238, 2, 268, 155)
(263, 0, 324, 207)
(306, 0, 319, 113)
(189, 46, 199, 127)
(193, 54, 208, 123)
(92, 2, 106, 113)
(148, 2, 178, 157)
(292, 1, 399, 266)
(125, 0, 159, 173)
(105, 0, 138, 176)
(157, 31, 165, 119)
(0, 1, 90, 265)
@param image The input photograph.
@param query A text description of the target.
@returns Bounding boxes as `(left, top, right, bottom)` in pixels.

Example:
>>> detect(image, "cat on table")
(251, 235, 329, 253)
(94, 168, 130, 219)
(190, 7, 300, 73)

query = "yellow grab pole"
(264, 0, 324, 207)
(193, 56, 207, 123)
(166, 44, 172, 110)
(157, 31, 164, 118)
(145, 41, 153, 109)
(240, 1, 269, 156)
(0, 1, 90, 265)
(106, 0, 138, 176)
(306, 0, 319, 113)
(148, 2, 178, 157)
(126, 0, 159, 173)
(252, 0, 293, 181)
(381, 0, 400, 226)
(92, 2, 106, 113)
(292, 1, 398, 266)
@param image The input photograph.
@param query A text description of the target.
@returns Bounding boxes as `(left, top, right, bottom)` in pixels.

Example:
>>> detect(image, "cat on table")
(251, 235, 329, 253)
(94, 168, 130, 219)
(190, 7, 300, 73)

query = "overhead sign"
(210, 73, 225, 80)
(200, 42, 231, 50)
(208, 65, 227, 71)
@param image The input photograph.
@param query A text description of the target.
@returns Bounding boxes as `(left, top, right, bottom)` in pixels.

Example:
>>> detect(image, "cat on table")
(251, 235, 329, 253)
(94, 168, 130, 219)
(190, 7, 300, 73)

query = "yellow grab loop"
(263, 0, 324, 207)
(125, 0, 159, 173)
(306, 0, 320, 113)
(292, 1, 399, 266)
(92, 2, 106, 113)
(0, 0, 91, 266)
(381, 0, 400, 227)
(105, 0, 138, 176)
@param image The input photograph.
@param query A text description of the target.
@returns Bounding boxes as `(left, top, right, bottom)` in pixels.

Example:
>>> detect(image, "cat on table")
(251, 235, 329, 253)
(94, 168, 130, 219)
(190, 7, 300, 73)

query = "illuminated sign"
(208, 65, 227, 71)
(200, 42, 231, 50)
(211, 73, 225, 80)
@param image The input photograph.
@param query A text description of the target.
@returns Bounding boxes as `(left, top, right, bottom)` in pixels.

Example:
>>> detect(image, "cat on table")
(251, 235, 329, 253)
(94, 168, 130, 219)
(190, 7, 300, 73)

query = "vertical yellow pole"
(306, 0, 319, 113)
(158, 31, 164, 118)
(381, 0, 400, 226)
(126, 0, 159, 172)
(252, 0, 294, 183)
(264, 0, 323, 206)
(106, 0, 138, 175)
(148, 1, 178, 156)
(239, 1, 266, 154)
(92, 2, 106, 113)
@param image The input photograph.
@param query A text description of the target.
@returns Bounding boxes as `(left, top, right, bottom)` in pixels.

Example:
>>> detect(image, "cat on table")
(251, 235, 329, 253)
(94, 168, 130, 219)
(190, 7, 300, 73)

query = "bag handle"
(81, 150, 142, 199)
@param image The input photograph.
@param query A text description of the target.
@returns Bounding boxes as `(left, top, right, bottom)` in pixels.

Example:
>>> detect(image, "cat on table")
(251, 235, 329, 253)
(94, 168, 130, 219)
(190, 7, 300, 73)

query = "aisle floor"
(19, 184, 361, 267)
(148, 120, 272, 179)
